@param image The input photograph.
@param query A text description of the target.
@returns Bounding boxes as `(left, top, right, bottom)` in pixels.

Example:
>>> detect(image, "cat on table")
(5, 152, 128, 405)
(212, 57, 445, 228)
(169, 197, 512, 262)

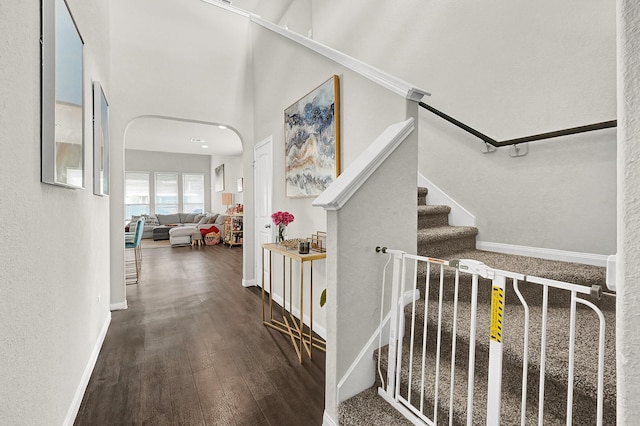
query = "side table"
(261, 243, 326, 363)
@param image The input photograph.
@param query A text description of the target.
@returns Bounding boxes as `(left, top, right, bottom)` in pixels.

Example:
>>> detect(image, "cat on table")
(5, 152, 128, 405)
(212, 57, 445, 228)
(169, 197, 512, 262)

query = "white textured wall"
(210, 154, 244, 213)
(310, 0, 617, 255)
(250, 22, 417, 420)
(277, 0, 311, 37)
(109, 0, 255, 306)
(0, 0, 111, 424)
(616, 0, 640, 423)
(250, 23, 414, 327)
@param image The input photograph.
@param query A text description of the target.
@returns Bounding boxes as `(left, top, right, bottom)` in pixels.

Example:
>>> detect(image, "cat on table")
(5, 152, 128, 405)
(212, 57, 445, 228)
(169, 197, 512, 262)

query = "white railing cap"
(253, 17, 430, 101)
(313, 118, 415, 211)
(200, 0, 430, 101)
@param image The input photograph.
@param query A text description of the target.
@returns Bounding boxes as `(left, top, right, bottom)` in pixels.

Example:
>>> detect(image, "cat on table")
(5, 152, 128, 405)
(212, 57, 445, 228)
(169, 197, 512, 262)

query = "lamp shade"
(221, 193, 233, 205)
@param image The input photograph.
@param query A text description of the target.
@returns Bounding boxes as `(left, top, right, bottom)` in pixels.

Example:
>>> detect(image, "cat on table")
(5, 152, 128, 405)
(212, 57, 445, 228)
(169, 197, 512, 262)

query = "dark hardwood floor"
(75, 243, 326, 426)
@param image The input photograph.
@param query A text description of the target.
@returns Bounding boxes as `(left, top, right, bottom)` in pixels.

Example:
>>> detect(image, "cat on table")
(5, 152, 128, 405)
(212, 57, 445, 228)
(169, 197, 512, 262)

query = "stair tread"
(439, 249, 606, 288)
(339, 387, 414, 426)
(408, 297, 617, 404)
(417, 226, 478, 242)
(376, 342, 572, 425)
(417, 204, 451, 214)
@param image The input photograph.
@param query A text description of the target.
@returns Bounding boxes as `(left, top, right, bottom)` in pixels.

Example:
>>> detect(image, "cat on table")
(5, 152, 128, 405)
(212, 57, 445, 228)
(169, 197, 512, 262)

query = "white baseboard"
(269, 292, 327, 340)
(476, 241, 610, 267)
(417, 173, 475, 227)
(323, 411, 338, 426)
(110, 300, 128, 311)
(63, 313, 111, 426)
(242, 278, 256, 287)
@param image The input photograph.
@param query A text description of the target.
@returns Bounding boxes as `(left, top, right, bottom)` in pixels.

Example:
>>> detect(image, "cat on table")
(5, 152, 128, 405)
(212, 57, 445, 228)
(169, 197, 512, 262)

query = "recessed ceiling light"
(218, 125, 227, 129)
(190, 138, 205, 143)
(202, 145, 208, 148)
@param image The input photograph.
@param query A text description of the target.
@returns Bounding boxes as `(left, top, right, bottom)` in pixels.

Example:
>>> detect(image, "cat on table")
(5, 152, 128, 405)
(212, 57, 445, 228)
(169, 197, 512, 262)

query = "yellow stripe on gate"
(490, 286, 504, 343)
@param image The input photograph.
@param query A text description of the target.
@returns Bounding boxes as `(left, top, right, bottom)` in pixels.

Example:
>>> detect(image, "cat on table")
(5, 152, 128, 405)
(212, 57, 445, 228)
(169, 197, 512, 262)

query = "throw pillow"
(143, 214, 159, 226)
(204, 230, 221, 245)
(200, 225, 219, 236)
(214, 214, 226, 225)
(157, 213, 180, 225)
(184, 213, 198, 223)
(207, 214, 219, 224)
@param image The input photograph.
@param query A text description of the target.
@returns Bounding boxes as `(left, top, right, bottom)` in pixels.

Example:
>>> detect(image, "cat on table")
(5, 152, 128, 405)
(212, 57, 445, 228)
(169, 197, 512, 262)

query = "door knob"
(265, 224, 271, 228)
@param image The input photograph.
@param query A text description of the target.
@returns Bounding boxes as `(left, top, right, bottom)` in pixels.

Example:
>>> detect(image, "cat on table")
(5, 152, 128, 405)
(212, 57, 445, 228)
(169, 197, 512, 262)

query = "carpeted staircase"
(339, 187, 615, 425)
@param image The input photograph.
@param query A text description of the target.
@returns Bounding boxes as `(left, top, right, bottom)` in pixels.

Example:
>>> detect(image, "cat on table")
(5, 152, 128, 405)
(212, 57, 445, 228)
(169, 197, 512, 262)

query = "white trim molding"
(199, 0, 255, 18)
(336, 289, 419, 402)
(323, 411, 338, 426)
(314, 119, 415, 211)
(476, 241, 610, 267)
(417, 172, 476, 227)
(64, 313, 111, 426)
(252, 18, 430, 101)
(110, 300, 128, 311)
(242, 278, 256, 287)
(200, 0, 430, 102)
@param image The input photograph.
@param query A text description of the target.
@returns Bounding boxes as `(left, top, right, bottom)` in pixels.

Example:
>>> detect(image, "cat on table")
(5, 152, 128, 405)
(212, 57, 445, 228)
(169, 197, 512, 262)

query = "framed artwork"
(284, 75, 340, 198)
(215, 164, 225, 192)
(41, 0, 85, 189)
(93, 81, 109, 196)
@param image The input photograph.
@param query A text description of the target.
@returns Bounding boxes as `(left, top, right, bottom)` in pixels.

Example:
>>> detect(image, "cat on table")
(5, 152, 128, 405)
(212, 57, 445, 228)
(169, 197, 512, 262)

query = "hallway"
(75, 244, 326, 425)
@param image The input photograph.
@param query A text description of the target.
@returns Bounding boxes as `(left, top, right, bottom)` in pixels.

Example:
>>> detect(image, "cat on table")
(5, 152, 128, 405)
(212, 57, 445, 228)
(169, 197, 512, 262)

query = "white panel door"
(254, 137, 273, 289)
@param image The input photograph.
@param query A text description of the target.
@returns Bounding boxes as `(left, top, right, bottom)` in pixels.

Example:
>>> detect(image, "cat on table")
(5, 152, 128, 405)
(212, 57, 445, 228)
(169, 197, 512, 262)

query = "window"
(125, 172, 150, 219)
(183, 173, 205, 213)
(155, 172, 178, 214)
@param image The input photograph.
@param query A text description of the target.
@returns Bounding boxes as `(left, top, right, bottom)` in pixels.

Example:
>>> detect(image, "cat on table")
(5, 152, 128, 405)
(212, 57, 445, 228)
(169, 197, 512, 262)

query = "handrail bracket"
(509, 143, 529, 158)
(482, 142, 497, 154)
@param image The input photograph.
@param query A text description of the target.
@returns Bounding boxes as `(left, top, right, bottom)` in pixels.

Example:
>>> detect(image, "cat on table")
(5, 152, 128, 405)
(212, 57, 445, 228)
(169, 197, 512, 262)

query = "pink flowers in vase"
(271, 211, 295, 226)
(272, 211, 294, 243)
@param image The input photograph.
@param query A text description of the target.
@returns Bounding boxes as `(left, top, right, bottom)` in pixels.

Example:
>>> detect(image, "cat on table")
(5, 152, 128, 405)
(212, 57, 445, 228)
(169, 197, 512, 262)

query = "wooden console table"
(261, 243, 326, 363)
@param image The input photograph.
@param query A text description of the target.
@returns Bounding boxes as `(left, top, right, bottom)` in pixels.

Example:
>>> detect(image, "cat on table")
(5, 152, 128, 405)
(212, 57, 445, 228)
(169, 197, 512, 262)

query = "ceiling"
(122, 0, 298, 157)
(125, 117, 243, 157)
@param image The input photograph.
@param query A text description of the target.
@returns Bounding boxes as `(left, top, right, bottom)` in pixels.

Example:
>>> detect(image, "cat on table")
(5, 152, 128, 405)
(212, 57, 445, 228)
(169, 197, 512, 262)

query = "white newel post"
(314, 115, 419, 424)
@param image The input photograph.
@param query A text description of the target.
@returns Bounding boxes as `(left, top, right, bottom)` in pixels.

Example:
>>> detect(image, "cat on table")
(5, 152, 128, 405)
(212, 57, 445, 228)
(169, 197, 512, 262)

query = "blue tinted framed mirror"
(41, 0, 85, 188)
(93, 82, 109, 196)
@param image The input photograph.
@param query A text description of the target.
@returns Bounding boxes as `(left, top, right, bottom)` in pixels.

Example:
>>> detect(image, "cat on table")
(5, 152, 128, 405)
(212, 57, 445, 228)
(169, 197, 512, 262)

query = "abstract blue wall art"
(284, 75, 340, 198)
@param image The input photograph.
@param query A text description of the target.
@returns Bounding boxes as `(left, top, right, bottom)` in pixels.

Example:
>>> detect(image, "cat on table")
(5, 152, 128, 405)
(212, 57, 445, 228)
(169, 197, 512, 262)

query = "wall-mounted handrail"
(419, 101, 616, 148)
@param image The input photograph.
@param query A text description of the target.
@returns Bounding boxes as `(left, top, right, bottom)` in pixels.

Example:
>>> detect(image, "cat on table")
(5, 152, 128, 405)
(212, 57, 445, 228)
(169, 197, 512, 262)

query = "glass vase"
(277, 224, 287, 244)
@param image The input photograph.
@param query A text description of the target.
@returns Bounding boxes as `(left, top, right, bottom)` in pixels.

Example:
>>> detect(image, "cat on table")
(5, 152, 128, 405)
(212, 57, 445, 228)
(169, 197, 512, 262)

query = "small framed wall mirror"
(93, 82, 109, 196)
(41, 0, 85, 189)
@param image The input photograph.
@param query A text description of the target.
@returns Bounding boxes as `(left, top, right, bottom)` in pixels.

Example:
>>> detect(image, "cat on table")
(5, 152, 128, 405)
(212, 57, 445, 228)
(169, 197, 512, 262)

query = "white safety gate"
(375, 248, 612, 426)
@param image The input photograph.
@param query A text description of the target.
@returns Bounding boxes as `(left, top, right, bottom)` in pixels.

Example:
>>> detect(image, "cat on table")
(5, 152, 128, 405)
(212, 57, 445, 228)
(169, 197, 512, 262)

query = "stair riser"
(417, 236, 477, 258)
(418, 212, 450, 228)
